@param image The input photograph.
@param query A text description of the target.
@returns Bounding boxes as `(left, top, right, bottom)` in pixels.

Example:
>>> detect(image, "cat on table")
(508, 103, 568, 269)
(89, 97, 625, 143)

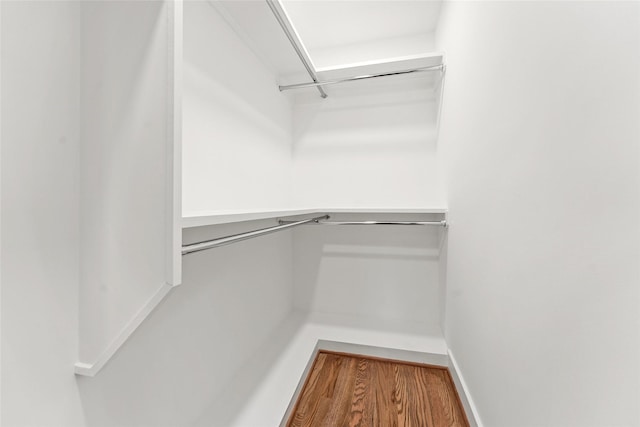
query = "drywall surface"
(79, 0, 171, 367)
(0, 2, 3, 421)
(293, 218, 446, 329)
(291, 77, 445, 208)
(1, 1, 294, 424)
(437, 2, 640, 426)
(1, 1, 85, 425)
(78, 225, 294, 426)
(182, 1, 293, 214)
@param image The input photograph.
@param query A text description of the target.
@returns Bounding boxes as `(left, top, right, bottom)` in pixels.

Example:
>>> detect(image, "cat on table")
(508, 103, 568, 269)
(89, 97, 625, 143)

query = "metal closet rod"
(278, 219, 448, 227)
(266, 0, 327, 98)
(279, 64, 445, 92)
(182, 215, 330, 256)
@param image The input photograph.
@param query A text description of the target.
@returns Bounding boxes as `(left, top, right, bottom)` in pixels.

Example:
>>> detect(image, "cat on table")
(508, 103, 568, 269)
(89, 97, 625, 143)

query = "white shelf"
(182, 208, 319, 228)
(182, 207, 448, 229)
(316, 207, 448, 214)
(194, 311, 447, 426)
(315, 52, 445, 80)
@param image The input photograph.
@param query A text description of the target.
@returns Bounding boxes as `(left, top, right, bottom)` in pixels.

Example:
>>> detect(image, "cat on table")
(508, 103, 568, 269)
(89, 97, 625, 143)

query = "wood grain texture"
(287, 351, 469, 427)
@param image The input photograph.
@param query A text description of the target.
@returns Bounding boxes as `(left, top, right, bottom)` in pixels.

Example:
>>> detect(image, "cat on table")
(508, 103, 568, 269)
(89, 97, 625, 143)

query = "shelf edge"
(182, 207, 449, 229)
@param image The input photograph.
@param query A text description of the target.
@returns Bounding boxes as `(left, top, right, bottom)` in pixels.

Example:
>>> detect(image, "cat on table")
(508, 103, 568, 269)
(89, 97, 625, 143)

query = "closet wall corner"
(75, 0, 183, 377)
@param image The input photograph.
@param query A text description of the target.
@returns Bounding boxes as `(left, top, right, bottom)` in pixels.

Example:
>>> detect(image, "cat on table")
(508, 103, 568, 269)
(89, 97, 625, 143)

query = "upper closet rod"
(182, 215, 330, 255)
(266, 0, 327, 98)
(279, 64, 445, 92)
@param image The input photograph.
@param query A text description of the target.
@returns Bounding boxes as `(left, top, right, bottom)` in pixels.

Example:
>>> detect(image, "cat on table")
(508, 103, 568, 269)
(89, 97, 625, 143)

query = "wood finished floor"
(286, 351, 469, 427)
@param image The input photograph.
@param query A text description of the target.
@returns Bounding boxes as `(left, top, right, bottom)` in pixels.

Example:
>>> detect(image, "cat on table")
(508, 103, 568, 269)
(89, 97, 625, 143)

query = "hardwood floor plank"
(322, 354, 356, 426)
(347, 358, 370, 427)
(424, 369, 468, 426)
(286, 351, 470, 427)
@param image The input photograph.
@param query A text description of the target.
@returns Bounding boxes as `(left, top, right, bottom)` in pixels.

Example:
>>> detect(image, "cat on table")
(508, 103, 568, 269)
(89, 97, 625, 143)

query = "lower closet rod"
(182, 215, 329, 256)
(278, 219, 447, 227)
(318, 220, 447, 226)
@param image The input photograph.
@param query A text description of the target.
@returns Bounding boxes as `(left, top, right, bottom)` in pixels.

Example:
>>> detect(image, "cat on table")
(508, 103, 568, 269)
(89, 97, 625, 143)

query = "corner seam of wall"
(448, 349, 484, 427)
(74, 282, 176, 377)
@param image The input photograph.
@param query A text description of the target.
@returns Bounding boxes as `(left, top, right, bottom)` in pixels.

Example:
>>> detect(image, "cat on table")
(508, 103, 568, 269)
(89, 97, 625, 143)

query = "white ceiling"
(211, 0, 443, 76)
(281, 0, 442, 52)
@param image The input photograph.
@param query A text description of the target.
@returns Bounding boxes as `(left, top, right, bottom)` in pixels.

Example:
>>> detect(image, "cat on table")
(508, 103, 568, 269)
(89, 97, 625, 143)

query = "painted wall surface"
(1, 3, 295, 422)
(1, 1, 85, 425)
(182, 1, 293, 215)
(293, 220, 445, 329)
(437, 2, 640, 426)
(291, 77, 445, 208)
(79, 0, 171, 367)
(77, 225, 294, 426)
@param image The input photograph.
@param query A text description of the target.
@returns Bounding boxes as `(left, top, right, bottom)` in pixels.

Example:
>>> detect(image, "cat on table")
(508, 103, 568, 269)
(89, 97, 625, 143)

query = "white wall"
(182, 0, 293, 215)
(77, 224, 295, 426)
(291, 76, 445, 208)
(289, 36, 447, 334)
(1, 1, 85, 425)
(437, 2, 640, 426)
(293, 215, 445, 330)
(0, 2, 3, 420)
(2, 2, 296, 422)
(79, 0, 173, 370)
(181, 2, 446, 212)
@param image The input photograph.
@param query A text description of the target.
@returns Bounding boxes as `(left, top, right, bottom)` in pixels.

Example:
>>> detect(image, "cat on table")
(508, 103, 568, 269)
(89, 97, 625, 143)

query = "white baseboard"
(316, 340, 449, 366)
(448, 349, 483, 427)
(74, 282, 175, 377)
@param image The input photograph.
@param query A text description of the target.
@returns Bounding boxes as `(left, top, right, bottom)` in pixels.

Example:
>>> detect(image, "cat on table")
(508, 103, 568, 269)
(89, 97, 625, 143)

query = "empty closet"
(179, 1, 450, 424)
(2, 0, 638, 426)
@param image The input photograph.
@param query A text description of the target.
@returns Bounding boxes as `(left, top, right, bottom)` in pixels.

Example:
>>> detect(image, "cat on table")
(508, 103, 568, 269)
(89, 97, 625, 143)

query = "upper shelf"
(314, 53, 444, 80)
(183, 208, 319, 228)
(278, 53, 445, 95)
(221, 0, 446, 98)
(183, 207, 448, 229)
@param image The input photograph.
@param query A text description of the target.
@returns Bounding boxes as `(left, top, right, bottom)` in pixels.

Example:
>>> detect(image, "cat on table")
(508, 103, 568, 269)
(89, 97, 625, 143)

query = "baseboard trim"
(74, 282, 175, 377)
(448, 349, 483, 427)
(316, 340, 449, 367)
